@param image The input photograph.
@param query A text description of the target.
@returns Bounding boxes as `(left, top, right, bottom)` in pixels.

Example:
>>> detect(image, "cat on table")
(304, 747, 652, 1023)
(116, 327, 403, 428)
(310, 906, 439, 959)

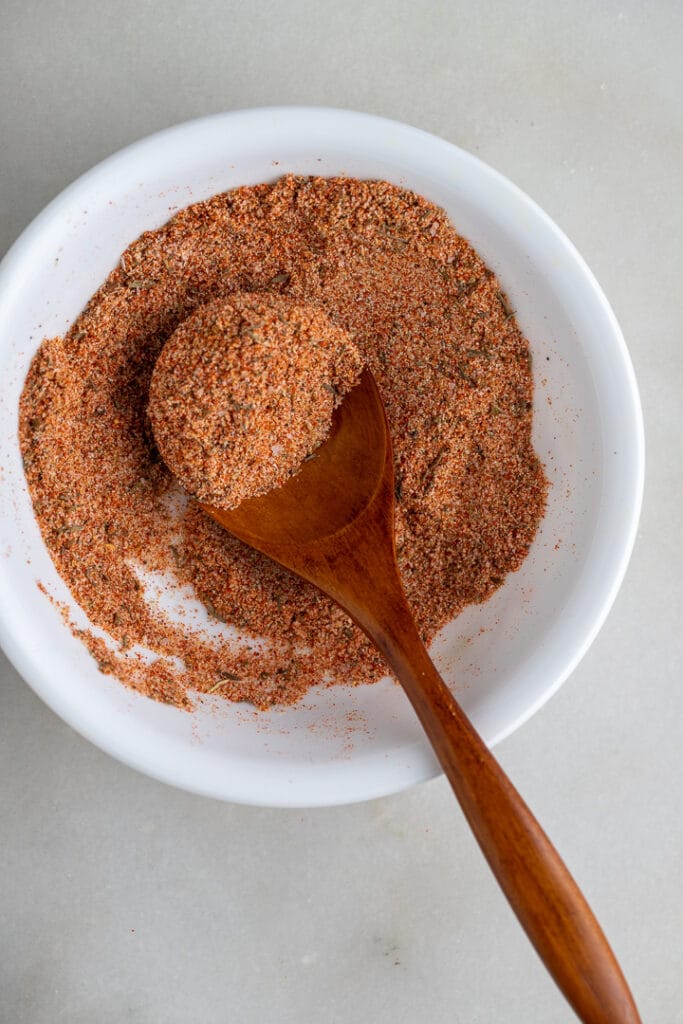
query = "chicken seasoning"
(19, 175, 548, 710)
(148, 292, 363, 508)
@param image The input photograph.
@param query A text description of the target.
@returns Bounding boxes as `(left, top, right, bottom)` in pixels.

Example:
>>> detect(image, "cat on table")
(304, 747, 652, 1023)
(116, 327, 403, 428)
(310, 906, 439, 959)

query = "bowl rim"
(0, 106, 644, 806)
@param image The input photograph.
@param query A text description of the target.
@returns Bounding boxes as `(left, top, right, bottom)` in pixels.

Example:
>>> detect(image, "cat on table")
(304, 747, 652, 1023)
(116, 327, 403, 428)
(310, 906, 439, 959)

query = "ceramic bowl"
(0, 108, 644, 806)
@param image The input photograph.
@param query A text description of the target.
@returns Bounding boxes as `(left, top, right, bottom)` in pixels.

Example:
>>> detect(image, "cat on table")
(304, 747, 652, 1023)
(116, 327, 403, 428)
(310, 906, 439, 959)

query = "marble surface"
(1, 2, 681, 1021)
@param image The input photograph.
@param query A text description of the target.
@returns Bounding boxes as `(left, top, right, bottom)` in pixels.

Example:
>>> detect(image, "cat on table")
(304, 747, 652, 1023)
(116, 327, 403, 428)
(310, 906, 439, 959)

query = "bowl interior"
(0, 109, 643, 806)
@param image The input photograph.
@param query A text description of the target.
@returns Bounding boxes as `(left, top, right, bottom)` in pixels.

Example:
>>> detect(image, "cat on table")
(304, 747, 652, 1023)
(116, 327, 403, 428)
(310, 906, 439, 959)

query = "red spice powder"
(19, 175, 547, 709)
(148, 292, 362, 508)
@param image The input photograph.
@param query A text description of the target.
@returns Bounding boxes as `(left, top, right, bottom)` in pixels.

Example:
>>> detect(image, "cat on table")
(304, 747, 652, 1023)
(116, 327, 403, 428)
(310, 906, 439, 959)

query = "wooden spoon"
(204, 369, 641, 1023)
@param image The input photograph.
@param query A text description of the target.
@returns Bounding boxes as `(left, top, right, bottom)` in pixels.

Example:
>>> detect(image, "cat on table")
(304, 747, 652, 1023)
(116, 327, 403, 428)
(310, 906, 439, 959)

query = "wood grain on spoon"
(205, 369, 641, 1024)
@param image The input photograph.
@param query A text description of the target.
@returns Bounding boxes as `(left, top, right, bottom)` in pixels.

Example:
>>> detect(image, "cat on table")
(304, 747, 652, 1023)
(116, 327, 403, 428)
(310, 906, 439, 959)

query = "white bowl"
(0, 108, 644, 807)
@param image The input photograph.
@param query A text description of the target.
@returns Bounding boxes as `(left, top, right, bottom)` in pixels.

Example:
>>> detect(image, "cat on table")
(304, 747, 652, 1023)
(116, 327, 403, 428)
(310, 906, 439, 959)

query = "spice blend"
(148, 292, 363, 508)
(19, 175, 547, 709)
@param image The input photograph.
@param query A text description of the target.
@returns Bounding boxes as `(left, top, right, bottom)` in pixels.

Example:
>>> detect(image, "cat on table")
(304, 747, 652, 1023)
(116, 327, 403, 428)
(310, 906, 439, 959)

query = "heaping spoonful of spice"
(149, 294, 641, 1024)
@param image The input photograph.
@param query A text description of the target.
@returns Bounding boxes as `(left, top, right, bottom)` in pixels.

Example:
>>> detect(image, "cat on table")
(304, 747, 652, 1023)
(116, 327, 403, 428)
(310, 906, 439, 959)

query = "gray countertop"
(2, 2, 681, 1021)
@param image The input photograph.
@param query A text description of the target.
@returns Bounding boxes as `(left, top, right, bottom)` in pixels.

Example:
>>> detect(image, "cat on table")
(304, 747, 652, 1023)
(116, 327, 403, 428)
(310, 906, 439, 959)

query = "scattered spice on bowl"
(19, 175, 547, 709)
(148, 293, 363, 508)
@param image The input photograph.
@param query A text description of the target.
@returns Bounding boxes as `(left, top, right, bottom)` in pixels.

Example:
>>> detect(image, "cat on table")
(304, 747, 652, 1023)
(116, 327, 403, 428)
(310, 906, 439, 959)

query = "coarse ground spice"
(148, 292, 363, 508)
(19, 175, 548, 710)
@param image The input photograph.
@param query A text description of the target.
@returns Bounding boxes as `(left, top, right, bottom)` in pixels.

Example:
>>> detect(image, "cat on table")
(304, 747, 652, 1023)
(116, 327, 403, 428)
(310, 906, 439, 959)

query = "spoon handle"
(356, 590, 641, 1024)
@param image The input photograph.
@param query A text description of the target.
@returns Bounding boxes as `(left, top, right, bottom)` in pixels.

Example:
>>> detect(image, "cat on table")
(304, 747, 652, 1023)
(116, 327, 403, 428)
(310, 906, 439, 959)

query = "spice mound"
(148, 293, 363, 508)
(19, 174, 547, 710)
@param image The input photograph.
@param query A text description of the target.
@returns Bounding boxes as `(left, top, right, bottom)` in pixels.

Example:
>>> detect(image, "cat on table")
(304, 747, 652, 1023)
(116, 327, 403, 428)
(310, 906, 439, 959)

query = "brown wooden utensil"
(205, 369, 641, 1024)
